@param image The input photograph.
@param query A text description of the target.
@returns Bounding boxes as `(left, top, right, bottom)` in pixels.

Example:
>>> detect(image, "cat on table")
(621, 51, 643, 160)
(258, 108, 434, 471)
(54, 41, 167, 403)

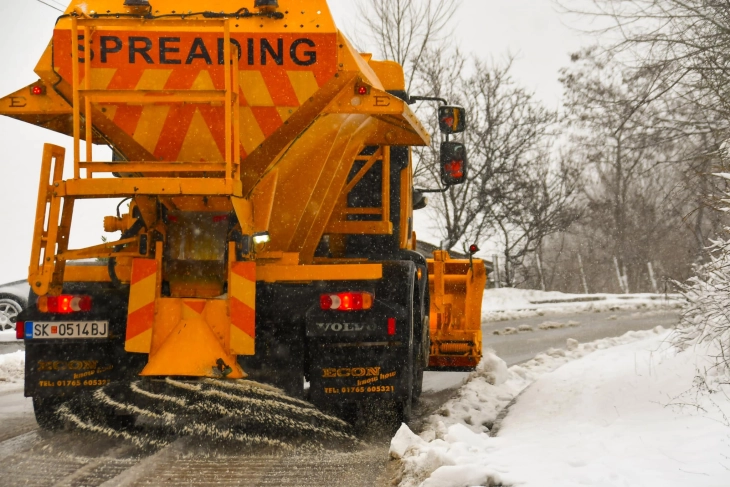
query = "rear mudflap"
(304, 261, 416, 413)
(307, 344, 412, 410)
(20, 282, 145, 399)
(25, 340, 146, 398)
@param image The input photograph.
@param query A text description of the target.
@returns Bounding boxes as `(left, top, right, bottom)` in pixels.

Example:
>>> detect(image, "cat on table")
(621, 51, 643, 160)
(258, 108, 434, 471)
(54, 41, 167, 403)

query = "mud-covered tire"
(33, 397, 64, 430)
(413, 314, 430, 399)
(412, 267, 430, 399)
(399, 273, 417, 427)
(278, 368, 304, 399)
(397, 392, 413, 425)
(413, 351, 424, 399)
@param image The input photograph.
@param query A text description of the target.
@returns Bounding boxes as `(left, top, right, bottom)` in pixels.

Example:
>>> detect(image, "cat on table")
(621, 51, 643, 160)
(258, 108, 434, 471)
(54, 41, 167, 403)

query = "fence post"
(622, 265, 630, 294)
(578, 254, 589, 294)
(492, 254, 501, 289)
(613, 256, 626, 294)
(536, 253, 546, 291)
(647, 262, 658, 293)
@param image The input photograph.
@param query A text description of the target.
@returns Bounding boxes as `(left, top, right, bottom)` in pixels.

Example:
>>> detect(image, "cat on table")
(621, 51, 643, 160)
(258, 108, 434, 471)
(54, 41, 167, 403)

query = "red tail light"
(16, 322, 24, 340)
(320, 294, 333, 309)
(388, 318, 396, 335)
(212, 215, 228, 223)
(37, 295, 92, 314)
(320, 292, 373, 311)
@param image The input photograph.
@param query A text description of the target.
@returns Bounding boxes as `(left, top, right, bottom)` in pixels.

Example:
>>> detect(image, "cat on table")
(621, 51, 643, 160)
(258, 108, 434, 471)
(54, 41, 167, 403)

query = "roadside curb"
(489, 389, 527, 438)
(529, 294, 683, 305)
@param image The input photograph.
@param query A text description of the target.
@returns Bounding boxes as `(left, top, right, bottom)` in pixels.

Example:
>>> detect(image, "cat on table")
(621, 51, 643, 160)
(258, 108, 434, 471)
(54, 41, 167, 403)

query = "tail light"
(37, 295, 92, 314)
(320, 292, 373, 311)
(388, 318, 396, 336)
(16, 322, 24, 340)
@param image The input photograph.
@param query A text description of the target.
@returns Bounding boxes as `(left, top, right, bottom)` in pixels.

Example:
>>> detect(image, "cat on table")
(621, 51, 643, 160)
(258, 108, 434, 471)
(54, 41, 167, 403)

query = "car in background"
(0, 280, 29, 332)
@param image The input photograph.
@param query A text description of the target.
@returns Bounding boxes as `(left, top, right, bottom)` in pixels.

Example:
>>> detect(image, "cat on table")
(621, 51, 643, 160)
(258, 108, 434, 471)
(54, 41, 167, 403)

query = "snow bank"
(0, 328, 18, 342)
(481, 288, 588, 311)
(482, 287, 682, 322)
(391, 327, 710, 486)
(0, 349, 24, 385)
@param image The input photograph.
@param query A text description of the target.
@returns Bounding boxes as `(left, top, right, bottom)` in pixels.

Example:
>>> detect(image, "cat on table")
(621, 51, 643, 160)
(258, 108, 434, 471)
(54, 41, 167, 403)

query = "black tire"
(412, 272, 429, 400)
(396, 390, 413, 425)
(240, 340, 305, 399)
(413, 316, 429, 399)
(279, 368, 304, 399)
(33, 397, 65, 431)
(391, 358, 414, 432)
(397, 271, 416, 426)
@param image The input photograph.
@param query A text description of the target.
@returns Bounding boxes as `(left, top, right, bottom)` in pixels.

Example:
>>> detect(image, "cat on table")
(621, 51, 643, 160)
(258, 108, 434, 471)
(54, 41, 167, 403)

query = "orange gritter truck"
(0, 0, 486, 434)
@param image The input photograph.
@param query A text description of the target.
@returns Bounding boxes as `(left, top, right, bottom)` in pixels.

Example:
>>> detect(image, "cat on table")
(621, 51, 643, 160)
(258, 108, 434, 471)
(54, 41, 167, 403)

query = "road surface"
(0, 307, 678, 486)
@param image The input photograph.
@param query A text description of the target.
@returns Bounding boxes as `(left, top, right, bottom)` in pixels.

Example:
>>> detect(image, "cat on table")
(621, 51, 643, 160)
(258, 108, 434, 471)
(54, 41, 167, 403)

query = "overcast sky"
(330, 0, 588, 108)
(0, 0, 589, 282)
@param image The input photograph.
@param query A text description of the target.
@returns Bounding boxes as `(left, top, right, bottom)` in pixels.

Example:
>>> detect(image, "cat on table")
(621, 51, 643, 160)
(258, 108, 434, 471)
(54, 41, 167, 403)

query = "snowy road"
(0, 307, 678, 486)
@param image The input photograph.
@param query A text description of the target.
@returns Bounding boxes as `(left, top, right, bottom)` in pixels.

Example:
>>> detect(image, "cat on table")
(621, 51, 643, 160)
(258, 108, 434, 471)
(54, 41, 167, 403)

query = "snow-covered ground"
(0, 349, 24, 391)
(392, 328, 730, 486)
(481, 287, 683, 322)
(0, 328, 18, 342)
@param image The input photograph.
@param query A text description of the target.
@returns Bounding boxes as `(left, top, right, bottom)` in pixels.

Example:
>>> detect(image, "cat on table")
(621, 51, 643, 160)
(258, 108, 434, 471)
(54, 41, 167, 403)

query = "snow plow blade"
(427, 251, 487, 370)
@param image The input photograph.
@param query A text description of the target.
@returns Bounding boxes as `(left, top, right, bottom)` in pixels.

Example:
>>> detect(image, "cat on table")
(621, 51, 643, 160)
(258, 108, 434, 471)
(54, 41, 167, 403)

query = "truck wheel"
(390, 354, 414, 432)
(278, 368, 304, 399)
(397, 274, 416, 427)
(413, 316, 429, 399)
(412, 273, 429, 400)
(33, 397, 65, 431)
(396, 390, 413, 425)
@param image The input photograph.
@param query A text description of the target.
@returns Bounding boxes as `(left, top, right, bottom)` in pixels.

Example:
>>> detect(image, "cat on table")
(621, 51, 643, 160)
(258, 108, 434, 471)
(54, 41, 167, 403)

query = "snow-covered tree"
(675, 176, 730, 370)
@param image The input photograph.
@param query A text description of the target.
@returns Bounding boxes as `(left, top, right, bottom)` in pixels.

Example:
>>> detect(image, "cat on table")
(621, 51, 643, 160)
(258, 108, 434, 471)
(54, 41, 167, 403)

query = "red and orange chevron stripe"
(229, 261, 256, 356)
(53, 30, 338, 161)
(125, 258, 158, 353)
